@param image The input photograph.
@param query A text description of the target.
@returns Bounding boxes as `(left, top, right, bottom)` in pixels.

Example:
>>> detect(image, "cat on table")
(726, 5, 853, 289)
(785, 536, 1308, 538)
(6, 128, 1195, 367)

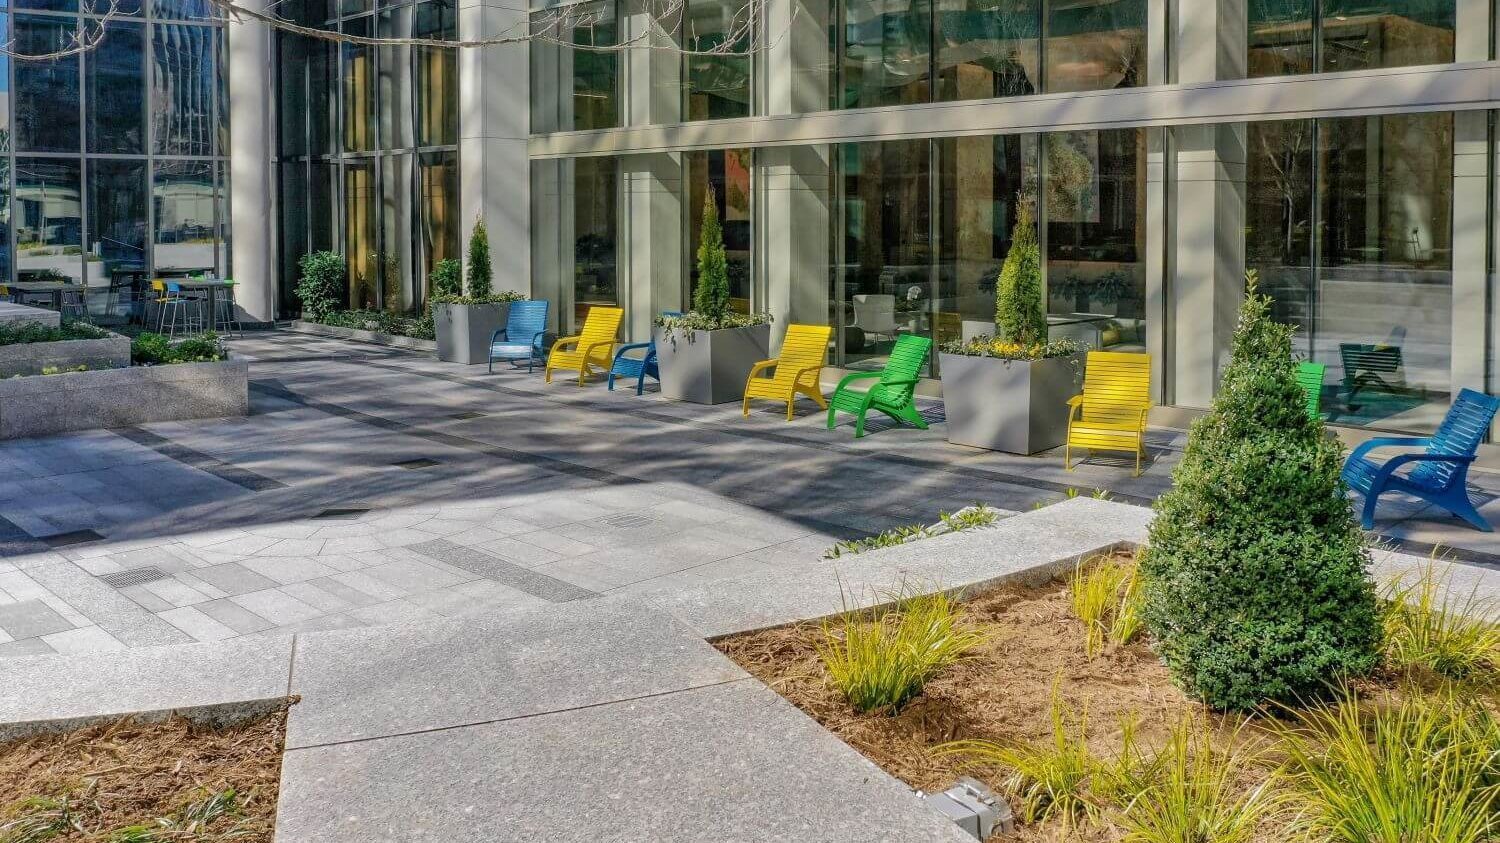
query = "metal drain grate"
(42, 529, 105, 548)
(393, 457, 441, 470)
(99, 567, 170, 589)
(313, 507, 370, 520)
(599, 512, 656, 529)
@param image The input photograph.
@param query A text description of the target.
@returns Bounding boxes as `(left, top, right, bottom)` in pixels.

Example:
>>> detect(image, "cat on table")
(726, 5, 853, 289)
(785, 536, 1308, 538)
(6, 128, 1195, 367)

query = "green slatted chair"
(826, 334, 932, 438)
(1296, 360, 1325, 420)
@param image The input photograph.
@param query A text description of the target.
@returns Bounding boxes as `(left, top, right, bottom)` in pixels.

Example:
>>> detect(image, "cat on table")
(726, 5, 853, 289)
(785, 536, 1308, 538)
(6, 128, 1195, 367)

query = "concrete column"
(1455, 0, 1490, 63)
(1452, 113, 1487, 397)
(761, 0, 829, 115)
(623, 0, 681, 126)
(459, 0, 530, 295)
(529, 159, 567, 335)
(620, 153, 683, 342)
(226, 0, 275, 322)
(759, 145, 830, 348)
(1144, 129, 1168, 402)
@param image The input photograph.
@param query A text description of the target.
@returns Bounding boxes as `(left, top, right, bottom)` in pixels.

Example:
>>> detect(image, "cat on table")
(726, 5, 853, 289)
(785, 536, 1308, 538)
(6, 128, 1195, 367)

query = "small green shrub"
(819, 590, 984, 715)
(428, 258, 462, 299)
(693, 187, 731, 325)
(1070, 556, 1143, 658)
(1382, 560, 1500, 681)
(466, 217, 492, 299)
(314, 309, 435, 340)
(1139, 271, 1380, 711)
(823, 505, 1000, 559)
(0, 320, 108, 347)
(995, 194, 1046, 345)
(295, 251, 346, 321)
(1273, 687, 1500, 843)
(130, 332, 226, 366)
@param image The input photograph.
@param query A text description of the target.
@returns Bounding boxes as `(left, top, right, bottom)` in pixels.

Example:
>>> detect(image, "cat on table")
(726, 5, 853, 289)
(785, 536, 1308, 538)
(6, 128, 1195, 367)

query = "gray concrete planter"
(0, 359, 249, 439)
(655, 323, 772, 405)
(939, 352, 1085, 454)
(434, 302, 509, 365)
(289, 320, 438, 352)
(0, 332, 131, 377)
(0, 303, 59, 328)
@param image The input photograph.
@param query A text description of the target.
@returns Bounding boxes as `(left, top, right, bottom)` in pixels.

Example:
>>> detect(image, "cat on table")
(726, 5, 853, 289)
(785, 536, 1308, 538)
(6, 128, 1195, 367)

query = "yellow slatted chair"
(742, 323, 833, 421)
(1065, 351, 1152, 476)
(545, 306, 624, 386)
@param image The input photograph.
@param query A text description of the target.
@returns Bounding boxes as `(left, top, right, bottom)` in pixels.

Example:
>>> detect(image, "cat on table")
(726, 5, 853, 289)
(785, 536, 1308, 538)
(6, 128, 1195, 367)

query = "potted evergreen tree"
(434, 216, 528, 365)
(654, 189, 772, 404)
(938, 196, 1086, 453)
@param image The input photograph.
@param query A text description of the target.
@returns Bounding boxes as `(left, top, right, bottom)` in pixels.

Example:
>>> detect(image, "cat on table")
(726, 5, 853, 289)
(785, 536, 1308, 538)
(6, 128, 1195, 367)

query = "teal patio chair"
(488, 300, 551, 373)
(609, 311, 680, 395)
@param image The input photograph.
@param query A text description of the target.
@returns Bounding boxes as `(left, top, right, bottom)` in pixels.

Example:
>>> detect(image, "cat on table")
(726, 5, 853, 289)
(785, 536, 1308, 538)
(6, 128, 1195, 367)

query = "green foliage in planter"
(296, 251, 346, 321)
(429, 258, 462, 300)
(131, 332, 227, 365)
(938, 335, 1083, 360)
(652, 310, 771, 340)
(1139, 271, 1380, 711)
(430, 291, 528, 306)
(995, 196, 1046, 345)
(466, 217, 492, 299)
(0, 320, 109, 347)
(693, 188, 731, 325)
(314, 309, 436, 341)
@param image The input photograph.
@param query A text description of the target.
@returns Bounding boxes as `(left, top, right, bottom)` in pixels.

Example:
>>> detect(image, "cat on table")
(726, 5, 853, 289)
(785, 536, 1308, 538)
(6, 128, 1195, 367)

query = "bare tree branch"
(4, 0, 127, 61)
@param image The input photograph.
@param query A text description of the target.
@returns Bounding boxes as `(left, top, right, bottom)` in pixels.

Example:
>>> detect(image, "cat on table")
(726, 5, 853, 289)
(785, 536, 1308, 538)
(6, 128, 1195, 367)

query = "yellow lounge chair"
(742, 323, 833, 421)
(1065, 351, 1152, 476)
(545, 306, 623, 386)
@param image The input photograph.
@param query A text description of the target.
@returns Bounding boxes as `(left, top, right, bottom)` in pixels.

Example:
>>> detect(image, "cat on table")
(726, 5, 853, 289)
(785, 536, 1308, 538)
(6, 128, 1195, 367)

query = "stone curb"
(288, 320, 438, 352)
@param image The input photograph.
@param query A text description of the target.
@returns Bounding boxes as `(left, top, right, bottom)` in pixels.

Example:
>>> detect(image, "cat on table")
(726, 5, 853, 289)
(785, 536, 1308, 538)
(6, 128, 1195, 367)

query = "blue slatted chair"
(608, 311, 680, 395)
(488, 300, 551, 373)
(1342, 388, 1500, 532)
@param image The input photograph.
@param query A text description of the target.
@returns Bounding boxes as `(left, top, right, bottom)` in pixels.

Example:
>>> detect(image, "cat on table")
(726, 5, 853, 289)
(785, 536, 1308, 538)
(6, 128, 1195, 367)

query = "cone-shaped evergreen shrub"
(995, 196, 1046, 345)
(1139, 271, 1380, 711)
(693, 188, 730, 325)
(466, 216, 492, 299)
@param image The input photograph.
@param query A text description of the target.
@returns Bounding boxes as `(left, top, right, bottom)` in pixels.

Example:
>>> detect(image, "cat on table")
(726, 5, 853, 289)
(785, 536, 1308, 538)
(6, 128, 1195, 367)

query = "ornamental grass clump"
(818, 590, 984, 715)
(1381, 559, 1500, 682)
(1139, 270, 1380, 711)
(1070, 555, 1144, 658)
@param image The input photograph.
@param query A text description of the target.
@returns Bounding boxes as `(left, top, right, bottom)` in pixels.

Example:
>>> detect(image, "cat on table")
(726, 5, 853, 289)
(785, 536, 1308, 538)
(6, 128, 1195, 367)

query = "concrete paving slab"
(274, 680, 970, 843)
(284, 599, 746, 749)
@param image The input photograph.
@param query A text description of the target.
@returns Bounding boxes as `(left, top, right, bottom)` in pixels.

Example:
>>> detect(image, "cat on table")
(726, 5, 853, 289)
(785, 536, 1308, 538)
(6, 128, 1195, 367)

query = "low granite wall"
(289, 320, 437, 352)
(0, 359, 249, 439)
(0, 333, 131, 377)
(0, 302, 60, 328)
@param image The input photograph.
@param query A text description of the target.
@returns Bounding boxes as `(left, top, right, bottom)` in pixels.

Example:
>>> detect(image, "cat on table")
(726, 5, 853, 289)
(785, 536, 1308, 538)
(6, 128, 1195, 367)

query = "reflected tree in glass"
(1044, 0, 1146, 93)
(840, 0, 932, 108)
(935, 0, 1039, 101)
(1248, 0, 1313, 77)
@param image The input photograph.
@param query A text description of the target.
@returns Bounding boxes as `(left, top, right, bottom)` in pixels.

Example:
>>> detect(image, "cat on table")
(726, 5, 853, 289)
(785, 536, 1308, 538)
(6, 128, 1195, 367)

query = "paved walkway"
(0, 329, 1494, 657)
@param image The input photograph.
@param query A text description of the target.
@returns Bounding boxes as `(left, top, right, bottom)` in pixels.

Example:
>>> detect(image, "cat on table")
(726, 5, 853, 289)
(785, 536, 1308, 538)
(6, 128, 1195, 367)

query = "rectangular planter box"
(939, 352, 1086, 454)
(655, 323, 772, 405)
(289, 320, 438, 353)
(0, 333, 131, 377)
(435, 302, 509, 365)
(0, 303, 59, 328)
(0, 359, 249, 440)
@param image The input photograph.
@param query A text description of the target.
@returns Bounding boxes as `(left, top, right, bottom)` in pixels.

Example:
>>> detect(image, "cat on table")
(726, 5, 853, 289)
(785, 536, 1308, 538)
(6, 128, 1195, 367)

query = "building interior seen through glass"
(3, 3, 228, 321)
(529, 0, 618, 133)
(1248, 0, 1455, 77)
(572, 156, 618, 329)
(275, 0, 458, 316)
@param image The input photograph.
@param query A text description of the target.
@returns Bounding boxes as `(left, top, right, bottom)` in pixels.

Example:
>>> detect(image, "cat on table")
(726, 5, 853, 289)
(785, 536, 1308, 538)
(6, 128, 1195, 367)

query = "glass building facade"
(0, 0, 228, 310)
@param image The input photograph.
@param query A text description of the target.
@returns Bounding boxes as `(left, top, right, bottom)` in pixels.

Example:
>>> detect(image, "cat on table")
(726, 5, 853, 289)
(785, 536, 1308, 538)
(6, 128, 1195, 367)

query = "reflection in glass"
(343, 16, 375, 152)
(1248, 0, 1313, 77)
(152, 23, 216, 156)
(88, 160, 147, 304)
(840, 0, 931, 108)
(686, 150, 752, 313)
(1043, 0, 1145, 93)
(377, 7, 414, 150)
(88, 21, 145, 154)
(309, 37, 336, 154)
(935, 0, 1038, 101)
(153, 160, 216, 271)
(0, 159, 11, 285)
(15, 158, 83, 285)
(0, 18, 11, 153)
(1320, 0, 1454, 72)
(153, 0, 219, 20)
(1044, 129, 1146, 350)
(1246, 119, 1314, 336)
(936, 134, 1037, 347)
(415, 0, 457, 144)
(378, 154, 413, 311)
(837, 140, 931, 371)
(419, 150, 459, 289)
(279, 162, 309, 313)
(572, 156, 617, 330)
(15, 17, 80, 153)
(15, 0, 76, 15)
(530, 0, 617, 132)
(277, 34, 310, 158)
(345, 159, 378, 308)
(683, 0, 750, 120)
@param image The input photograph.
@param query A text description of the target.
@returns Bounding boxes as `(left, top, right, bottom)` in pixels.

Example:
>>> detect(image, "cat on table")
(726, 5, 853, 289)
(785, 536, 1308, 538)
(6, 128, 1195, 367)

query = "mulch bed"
(0, 701, 292, 842)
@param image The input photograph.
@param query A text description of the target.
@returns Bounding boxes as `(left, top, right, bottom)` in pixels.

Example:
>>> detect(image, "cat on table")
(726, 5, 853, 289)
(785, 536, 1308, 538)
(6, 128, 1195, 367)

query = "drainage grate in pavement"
(41, 529, 106, 548)
(313, 507, 371, 520)
(392, 458, 441, 470)
(99, 567, 170, 589)
(448, 411, 486, 420)
(598, 512, 656, 529)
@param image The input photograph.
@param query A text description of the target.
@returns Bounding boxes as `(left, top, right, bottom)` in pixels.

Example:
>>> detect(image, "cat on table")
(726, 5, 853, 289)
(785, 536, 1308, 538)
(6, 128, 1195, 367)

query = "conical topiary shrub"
(1138, 270, 1380, 711)
(995, 196, 1045, 346)
(694, 187, 730, 326)
(467, 216, 492, 299)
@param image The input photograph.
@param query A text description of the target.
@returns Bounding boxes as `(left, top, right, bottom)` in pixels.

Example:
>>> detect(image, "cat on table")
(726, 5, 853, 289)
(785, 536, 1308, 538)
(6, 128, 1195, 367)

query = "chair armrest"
(613, 341, 652, 362)
(790, 363, 826, 384)
(489, 327, 509, 345)
(528, 330, 549, 350)
(549, 334, 582, 353)
(1066, 395, 1086, 407)
(1348, 437, 1432, 464)
(579, 340, 615, 358)
(834, 371, 883, 391)
(1370, 452, 1476, 488)
(747, 359, 778, 379)
(880, 376, 921, 388)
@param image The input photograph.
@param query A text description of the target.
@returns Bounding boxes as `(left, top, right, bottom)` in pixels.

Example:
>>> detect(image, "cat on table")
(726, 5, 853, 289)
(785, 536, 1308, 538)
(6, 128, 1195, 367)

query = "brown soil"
(0, 702, 293, 842)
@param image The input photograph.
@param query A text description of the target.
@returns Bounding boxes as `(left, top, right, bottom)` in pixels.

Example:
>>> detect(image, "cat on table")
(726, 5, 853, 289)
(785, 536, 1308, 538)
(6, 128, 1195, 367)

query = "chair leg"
(1441, 488, 1492, 533)
(826, 406, 837, 431)
(544, 363, 554, 384)
(854, 409, 867, 439)
(636, 372, 646, 396)
(899, 403, 928, 430)
(742, 396, 751, 418)
(607, 372, 616, 391)
(786, 400, 795, 422)
(1360, 490, 1380, 531)
(1064, 445, 1074, 472)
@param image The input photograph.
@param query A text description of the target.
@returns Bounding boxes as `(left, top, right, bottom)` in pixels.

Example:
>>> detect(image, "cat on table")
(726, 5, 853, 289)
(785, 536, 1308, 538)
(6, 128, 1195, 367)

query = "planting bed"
(0, 703, 291, 842)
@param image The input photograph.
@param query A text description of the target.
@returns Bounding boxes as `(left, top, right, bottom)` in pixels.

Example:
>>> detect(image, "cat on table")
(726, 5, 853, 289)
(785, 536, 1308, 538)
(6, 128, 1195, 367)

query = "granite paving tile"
(0, 599, 73, 640)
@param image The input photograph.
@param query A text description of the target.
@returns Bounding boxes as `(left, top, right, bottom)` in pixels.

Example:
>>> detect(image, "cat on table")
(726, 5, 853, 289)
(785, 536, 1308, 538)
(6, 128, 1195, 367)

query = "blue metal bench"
(1342, 388, 1500, 532)
(488, 300, 551, 373)
(608, 311, 680, 395)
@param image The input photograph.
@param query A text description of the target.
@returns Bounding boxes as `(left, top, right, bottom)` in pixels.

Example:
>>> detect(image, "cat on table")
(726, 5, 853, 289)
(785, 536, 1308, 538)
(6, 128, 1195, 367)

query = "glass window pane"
(279, 162, 309, 313)
(837, 140, 932, 371)
(377, 7, 413, 150)
(152, 23, 215, 155)
(935, 0, 1038, 101)
(572, 156, 616, 330)
(88, 20, 145, 154)
(840, 0, 931, 109)
(686, 149, 752, 313)
(1319, 0, 1454, 72)
(216, 27, 228, 155)
(415, 0, 457, 142)
(683, 0, 750, 120)
(152, 0, 219, 20)
(1246, 118, 1315, 345)
(0, 17, 11, 153)
(378, 153, 413, 311)
(529, 1, 615, 132)
(309, 37, 336, 154)
(153, 160, 215, 272)
(16, 0, 76, 16)
(0, 159, 12, 284)
(15, 16, 80, 153)
(345, 159, 377, 308)
(343, 16, 375, 152)
(15, 158, 83, 286)
(88, 160, 147, 309)
(1044, 129, 1146, 350)
(418, 149, 458, 289)
(1248, 0, 1313, 77)
(1044, 0, 1146, 93)
(278, 34, 309, 158)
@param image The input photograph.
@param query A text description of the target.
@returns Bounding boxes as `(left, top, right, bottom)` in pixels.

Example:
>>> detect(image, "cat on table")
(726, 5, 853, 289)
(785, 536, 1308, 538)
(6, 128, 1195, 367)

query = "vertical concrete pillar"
(620, 154, 683, 341)
(1452, 0, 1490, 405)
(459, 0, 530, 295)
(226, 0, 275, 321)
